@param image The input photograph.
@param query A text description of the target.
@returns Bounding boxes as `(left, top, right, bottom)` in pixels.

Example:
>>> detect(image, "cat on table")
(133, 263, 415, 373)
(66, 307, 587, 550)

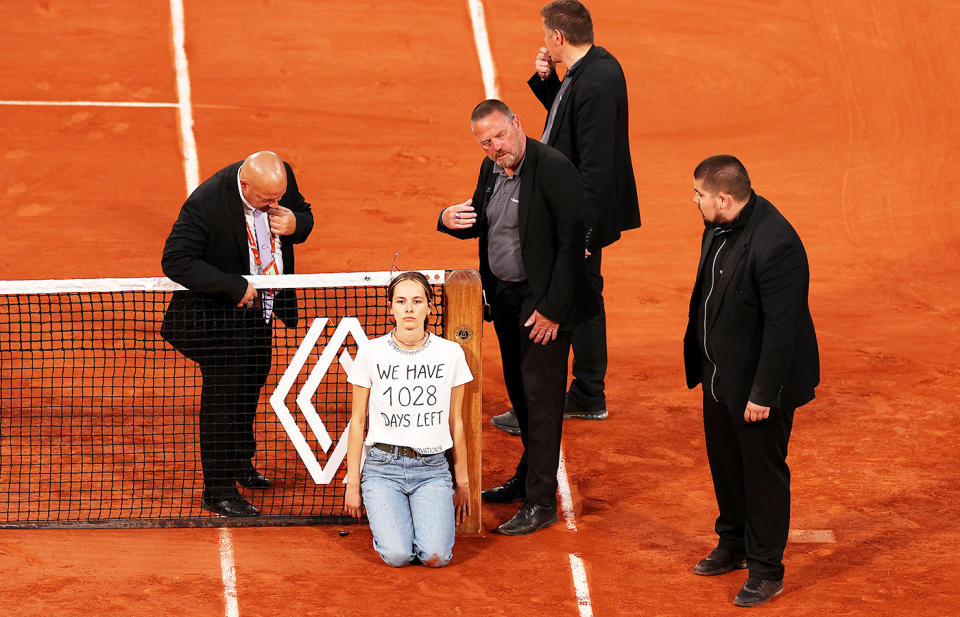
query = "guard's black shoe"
(481, 476, 526, 503)
(733, 577, 783, 607)
(235, 464, 271, 489)
(563, 396, 608, 421)
(694, 547, 748, 576)
(491, 409, 521, 436)
(201, 495, 260, 517)
(495, 501, 558, 536)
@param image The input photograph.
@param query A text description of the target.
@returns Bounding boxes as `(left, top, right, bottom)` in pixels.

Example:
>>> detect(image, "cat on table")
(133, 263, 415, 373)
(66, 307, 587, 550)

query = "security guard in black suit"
(438, 100, 593, 535)
(684, 155, 819, 607)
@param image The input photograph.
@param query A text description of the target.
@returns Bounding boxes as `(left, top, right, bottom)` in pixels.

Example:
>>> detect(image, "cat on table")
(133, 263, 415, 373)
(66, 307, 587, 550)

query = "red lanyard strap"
(244, 217, 277, 274)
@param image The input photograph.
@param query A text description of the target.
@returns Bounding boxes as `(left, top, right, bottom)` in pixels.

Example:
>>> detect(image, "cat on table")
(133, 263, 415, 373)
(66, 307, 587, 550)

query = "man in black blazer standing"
(438, 99, 592, 535)
(492, 0, 640, 435)
(684, 155, 818, 607)
(161, 151, 314, 517)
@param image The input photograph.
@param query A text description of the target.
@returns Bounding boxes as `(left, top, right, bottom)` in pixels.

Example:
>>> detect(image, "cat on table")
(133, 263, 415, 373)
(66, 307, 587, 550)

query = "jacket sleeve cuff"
(748, 383, 783, 408)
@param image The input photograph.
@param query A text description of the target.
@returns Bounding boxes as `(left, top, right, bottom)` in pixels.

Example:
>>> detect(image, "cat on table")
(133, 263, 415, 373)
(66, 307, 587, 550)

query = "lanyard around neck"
(244, 213, 278, 275)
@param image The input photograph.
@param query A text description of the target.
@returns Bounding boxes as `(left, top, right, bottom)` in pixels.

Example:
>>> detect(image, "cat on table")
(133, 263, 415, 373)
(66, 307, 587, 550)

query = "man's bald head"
(239, 151, 287, 210)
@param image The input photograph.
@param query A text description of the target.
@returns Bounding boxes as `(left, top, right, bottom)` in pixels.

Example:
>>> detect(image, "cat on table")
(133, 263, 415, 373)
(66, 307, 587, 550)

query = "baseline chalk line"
(0, 100, 179, 108)
(169, 0, 199, 194)
(218, 528, 240, 617)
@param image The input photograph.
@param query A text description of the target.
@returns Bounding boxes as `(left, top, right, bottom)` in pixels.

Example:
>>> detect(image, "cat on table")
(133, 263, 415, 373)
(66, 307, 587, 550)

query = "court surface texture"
(1, 1, 958, 615)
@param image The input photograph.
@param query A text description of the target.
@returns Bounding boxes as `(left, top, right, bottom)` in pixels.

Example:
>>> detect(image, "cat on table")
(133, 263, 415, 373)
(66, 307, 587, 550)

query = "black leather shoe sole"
(201, 497, 260, 517)
(481, 480, 526, 504)
(490, 411, 522, 436)
(734, 579, 783, 607)
(563, 407, 609, 420)
(236, 473, 272, 489)
(694, 556, 748, 576)
(563, 396, 609, 420)
(496, 507, 558, 536)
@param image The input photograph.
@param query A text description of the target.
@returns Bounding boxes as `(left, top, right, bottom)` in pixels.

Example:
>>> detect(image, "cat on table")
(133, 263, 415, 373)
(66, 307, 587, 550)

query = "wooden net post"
(443, 269, 483, 534)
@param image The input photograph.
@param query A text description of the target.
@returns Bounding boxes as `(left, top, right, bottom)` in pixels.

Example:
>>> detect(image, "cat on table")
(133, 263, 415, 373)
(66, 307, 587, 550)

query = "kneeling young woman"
(345, 271, 472, 567)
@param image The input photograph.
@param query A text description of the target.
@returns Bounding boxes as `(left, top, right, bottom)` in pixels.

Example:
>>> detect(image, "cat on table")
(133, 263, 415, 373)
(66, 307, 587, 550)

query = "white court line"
(169, 0, 200, 194)
(790, 529, 837, 543)
(168, 0, 230, 614)
(466, 0, 498, 99)
(218, 528, 240, 617)
(569, 553, 594, 617)
(557, 447, 578, 531)
(465, 1, 594, 614)
(0, 100, 179, 108)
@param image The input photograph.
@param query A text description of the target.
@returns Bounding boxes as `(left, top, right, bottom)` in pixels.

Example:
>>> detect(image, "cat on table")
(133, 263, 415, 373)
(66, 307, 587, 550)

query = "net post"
(443, 269, 483, 534)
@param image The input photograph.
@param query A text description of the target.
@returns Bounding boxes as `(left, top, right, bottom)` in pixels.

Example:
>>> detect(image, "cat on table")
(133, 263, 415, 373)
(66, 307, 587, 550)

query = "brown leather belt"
(373, 443, 424, 459)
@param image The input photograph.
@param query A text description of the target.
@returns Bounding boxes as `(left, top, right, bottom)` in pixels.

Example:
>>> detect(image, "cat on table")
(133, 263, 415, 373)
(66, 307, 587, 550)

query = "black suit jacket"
(160, 160, 314, 359)
(683, 194, 819, 416)
(437, 138, 594, 328)
(529, 45, 641, 250)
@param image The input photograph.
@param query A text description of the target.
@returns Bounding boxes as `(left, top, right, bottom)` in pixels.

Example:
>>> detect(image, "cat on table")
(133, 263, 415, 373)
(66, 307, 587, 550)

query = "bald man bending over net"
(161, 151, 314, 517)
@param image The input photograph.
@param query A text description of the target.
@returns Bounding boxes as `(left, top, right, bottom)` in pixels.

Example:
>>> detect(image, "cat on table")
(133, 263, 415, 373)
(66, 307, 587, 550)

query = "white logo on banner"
(269, 317, 368, 484)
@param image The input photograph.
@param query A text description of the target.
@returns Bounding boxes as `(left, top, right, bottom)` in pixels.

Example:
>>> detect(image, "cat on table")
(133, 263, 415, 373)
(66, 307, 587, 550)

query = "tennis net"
(0, 271, 461, 528)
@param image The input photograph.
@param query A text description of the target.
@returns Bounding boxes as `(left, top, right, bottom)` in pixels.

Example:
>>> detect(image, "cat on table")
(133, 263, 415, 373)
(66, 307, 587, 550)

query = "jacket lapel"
(228, 163, 250, 274)
(549, 46, 597, 145)
(477, 159, 497, 234)
(517, 139, 538, 243)
(694, 228, 714, 287)
(706, 196, 765, 326)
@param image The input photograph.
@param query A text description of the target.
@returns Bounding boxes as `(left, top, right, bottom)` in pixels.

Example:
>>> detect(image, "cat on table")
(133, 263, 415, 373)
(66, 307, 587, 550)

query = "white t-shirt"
(347, 332, 473, 455)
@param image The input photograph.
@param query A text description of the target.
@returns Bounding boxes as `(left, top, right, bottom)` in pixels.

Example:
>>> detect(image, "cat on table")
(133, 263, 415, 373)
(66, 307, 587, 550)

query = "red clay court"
(2, 0, 959, 615)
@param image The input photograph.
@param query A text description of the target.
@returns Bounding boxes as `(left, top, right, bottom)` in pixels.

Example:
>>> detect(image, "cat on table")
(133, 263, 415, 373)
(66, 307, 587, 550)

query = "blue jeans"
(361, 448, 455, 567)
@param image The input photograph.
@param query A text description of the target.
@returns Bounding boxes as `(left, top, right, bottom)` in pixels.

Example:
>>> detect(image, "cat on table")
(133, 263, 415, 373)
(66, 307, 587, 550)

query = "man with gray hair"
(438, 100, 594, 535)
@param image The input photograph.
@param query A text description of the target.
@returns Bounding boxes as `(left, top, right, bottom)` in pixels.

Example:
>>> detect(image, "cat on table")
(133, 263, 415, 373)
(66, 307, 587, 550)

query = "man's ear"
(717, 192, 732, 210)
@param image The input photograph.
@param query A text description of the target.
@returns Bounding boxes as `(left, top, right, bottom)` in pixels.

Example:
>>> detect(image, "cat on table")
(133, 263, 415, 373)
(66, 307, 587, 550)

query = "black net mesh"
(0, 279, 445, 528)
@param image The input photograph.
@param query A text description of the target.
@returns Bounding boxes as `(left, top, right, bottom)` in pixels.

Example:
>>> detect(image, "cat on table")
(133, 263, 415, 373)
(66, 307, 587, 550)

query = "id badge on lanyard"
(245, 217, 278, 309)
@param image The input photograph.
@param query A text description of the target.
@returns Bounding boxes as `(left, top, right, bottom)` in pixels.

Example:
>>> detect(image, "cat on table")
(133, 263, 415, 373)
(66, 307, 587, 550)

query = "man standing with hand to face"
(162, 151, 314, 517)
(684, 155, 818, 607)
(438, 99, 593, 535)
(492, 0, 640, 435)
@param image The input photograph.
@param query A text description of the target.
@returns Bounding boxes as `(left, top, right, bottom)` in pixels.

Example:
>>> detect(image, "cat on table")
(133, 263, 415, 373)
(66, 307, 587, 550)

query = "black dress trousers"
(702, 391, 795, 580)
(491, 279, 570, 508)
(196, 309, 273, 498)
(567, 246, 607, 408)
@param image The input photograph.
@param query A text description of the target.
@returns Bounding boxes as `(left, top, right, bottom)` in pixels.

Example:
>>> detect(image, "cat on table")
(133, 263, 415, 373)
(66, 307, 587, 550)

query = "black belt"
(497, 278, 528, 289)
(373, 443, 424, 459)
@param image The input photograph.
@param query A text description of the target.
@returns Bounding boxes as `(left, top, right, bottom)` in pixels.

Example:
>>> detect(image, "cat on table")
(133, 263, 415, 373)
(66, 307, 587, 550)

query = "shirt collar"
(713, 191, 756, 234)
(564, 46, 592, 77)
(494, 153, 525, 179)
(237, 166, 255, 212)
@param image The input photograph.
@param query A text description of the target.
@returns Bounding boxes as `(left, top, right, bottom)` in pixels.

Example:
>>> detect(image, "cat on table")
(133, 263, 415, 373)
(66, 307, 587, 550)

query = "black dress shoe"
(490, 409, 521, 436)
(563, 395, 608, 421)
(481, 476, 526, 503)
(733, 577, 783, 607)
(693, 547, 748, 576)
(201, 495, 260, 517)
(495, 501, 558, 535)
(235, 465, 272, 489)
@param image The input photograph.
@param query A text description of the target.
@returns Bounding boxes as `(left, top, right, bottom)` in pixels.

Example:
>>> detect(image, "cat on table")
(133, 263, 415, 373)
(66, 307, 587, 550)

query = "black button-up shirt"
(695, 192, 756, 402)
